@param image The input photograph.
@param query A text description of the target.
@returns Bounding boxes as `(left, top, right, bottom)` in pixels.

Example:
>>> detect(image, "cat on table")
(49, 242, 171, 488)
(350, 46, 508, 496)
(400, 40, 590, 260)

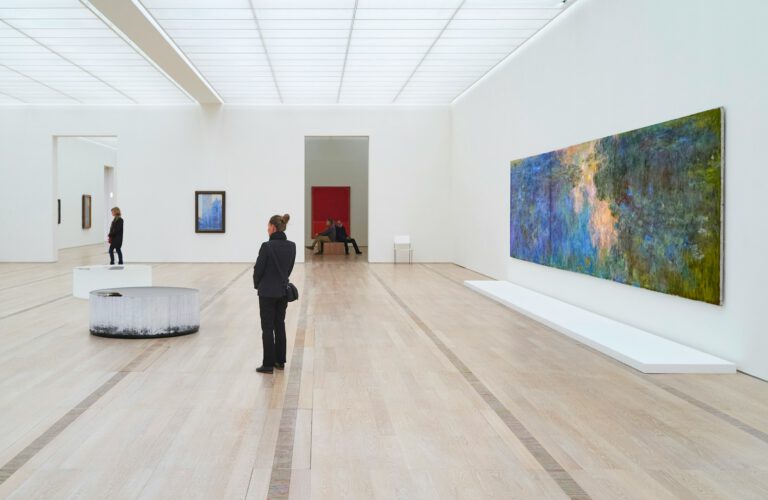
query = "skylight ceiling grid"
(144, 3, 271, 102)
(256, 6, 351, 104)
(337, 6, 452, 104)
(396, 0, 565, 103)
(144, 1, 278, 102)
(0, 0, 191, 104)
(1, 0, 575, 105)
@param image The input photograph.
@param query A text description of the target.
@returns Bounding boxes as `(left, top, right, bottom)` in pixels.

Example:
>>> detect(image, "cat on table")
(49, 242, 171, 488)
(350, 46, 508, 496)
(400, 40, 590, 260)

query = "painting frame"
(509, 107, 724, 305)
(195, 190, 226, 233)
(57, 199, 61, 225)
(81, 194, 91, 229)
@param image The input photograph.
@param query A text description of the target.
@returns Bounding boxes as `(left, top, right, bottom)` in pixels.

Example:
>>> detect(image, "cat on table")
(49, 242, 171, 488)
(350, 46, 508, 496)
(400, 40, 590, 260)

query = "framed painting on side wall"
(195, 191, 225, 233)
(82, 195, 91, 229)
(509, 107, 723, 304)
(57, 199, 61, 224)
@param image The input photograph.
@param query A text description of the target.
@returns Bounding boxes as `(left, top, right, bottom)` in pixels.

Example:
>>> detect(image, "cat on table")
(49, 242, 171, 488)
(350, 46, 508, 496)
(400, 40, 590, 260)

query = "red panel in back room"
(311, 186, 350, 236)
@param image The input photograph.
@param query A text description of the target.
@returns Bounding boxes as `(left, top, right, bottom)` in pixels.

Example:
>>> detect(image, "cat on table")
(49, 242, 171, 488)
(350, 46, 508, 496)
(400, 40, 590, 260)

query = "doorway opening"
(304, 136, 369, 261)
(54, 136, 118, 260)
(104, 165, 116, 239)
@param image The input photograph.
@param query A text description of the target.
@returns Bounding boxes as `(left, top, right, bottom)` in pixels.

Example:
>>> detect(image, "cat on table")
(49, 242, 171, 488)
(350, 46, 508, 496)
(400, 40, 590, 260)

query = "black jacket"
(109, 217, 123, 247)
(253, 231, 296, 297)
(335, 225, 348, 241)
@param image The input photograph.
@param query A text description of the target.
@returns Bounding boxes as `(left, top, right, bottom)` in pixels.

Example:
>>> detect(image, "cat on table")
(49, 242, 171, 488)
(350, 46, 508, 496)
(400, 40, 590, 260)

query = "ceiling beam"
(86, 0, 222, 105)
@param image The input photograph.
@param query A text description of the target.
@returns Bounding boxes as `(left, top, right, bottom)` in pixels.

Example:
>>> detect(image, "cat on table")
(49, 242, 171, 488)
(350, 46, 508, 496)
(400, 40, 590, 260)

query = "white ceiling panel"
(354, 19, 447, 30)
(150, 8, 254, 21)
(449, 18, 549, 29)
(142, 0, 248, 8)
(255, 9, 355, 21)
(0, 0, 576, 105)
(141, 0, 575, 103)
(355, 9, 454, 20)
(455, 8, 561, 20)
(250, 0, 355, 8)
(0, 1, 81, 7)
(358, 0, 461, 8)
(0, 8, 93, 19)
(258, 19, 352, 30)
(160, 19, 259, 30)
(463, 0, 562, 6)
(0, 0, 191, 104)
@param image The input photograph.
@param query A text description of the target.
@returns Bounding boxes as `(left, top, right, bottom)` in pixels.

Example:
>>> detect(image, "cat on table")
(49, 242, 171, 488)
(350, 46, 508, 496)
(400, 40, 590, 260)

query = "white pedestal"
(89, 286, 199, 338)
(465, 280, 735, 374)
(72, 265, 152, 299)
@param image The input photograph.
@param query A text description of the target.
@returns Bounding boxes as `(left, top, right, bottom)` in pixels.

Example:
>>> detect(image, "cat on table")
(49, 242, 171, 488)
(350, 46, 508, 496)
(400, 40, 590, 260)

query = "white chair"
(393, 235, 413, 264)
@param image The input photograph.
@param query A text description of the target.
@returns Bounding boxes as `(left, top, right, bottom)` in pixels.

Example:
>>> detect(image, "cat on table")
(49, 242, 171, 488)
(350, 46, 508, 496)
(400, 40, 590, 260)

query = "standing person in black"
(108, 207, 124, 265)
(335, 220, 362, 255)
(253, 214, 296, 374)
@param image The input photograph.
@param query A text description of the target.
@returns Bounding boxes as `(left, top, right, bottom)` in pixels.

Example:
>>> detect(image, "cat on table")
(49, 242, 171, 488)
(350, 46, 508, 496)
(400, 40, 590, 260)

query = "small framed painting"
(82, 195, 91, 229)
(195, 191, 225, 233)
(57, 199, 61, 224)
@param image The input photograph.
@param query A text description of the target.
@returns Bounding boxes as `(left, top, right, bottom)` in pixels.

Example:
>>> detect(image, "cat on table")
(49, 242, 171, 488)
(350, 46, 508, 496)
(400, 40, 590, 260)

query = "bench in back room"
(321, 242, 345, 255)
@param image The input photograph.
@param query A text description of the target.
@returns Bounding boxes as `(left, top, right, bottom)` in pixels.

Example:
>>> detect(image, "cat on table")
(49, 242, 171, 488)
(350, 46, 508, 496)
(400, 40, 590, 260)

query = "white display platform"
(465, 280, 735, 374)
(73, 265, 152, 299)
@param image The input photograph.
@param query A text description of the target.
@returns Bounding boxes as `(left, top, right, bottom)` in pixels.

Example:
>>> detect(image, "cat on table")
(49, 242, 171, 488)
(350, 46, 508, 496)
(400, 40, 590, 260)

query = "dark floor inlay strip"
(267, 281, 309, 500)
(371, 269, 592, 500)
(0, 295, 70, 321)
(651, 381, 768, 445)
(0, 271, 71, 291)
(0, 343, 162, 485)
(422, 264, 768, 447)
(200, 265, 253, 311)
(0, 268, 251, 486)
(420, 263, 466, 285)
(265, 279, 310, 500)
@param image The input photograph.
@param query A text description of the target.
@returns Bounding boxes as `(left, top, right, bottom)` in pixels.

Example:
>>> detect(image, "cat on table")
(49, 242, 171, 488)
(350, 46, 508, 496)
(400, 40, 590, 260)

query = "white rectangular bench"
(464, 280, 735, 374)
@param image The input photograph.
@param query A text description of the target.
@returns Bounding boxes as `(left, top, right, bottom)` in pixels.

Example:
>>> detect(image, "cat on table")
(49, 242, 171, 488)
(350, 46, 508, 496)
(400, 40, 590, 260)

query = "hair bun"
(282, 214, 290, 223)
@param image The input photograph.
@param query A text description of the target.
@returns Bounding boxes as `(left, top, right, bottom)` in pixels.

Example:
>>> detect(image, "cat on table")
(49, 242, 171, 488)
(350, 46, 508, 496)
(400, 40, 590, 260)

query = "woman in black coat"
(253, 214, 296, 373)
(108, 207, 124, 265)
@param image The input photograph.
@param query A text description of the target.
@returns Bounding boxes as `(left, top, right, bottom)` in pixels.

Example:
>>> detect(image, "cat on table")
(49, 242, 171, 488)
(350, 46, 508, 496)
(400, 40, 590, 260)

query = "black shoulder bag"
(267, 243, 299, 302)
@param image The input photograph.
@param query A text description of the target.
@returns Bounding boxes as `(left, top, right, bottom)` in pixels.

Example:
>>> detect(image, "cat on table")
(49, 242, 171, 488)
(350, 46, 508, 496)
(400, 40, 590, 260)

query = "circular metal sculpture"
(89, 287, 199, 338)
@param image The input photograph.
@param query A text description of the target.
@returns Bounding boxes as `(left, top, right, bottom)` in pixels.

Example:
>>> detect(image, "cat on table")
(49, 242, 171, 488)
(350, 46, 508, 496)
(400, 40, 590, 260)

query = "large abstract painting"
(510, 108, 723, 304)
(195, 191, 225, 233)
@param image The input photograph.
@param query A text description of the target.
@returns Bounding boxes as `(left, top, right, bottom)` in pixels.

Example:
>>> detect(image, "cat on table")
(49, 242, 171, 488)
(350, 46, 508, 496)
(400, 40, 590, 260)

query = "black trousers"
(259, 296, 288, 367)
(343, 238, 361, 254)
(109, 244, 123, 264)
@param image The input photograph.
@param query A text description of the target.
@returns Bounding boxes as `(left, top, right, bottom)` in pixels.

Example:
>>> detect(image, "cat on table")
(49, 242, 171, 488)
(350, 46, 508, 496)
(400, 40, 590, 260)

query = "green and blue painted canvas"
(510, 108, 723, 304)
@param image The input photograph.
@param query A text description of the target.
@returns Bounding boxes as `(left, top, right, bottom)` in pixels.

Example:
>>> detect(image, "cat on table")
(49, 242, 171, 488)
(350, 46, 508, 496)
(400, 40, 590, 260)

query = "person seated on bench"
(335, 220, 362, 255)
(306, 218, 336, 254)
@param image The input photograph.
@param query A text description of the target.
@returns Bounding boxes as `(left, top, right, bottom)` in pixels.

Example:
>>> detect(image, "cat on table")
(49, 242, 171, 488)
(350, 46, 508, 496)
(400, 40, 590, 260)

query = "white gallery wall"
(56, 138, 117, 250)
(451, 0, 768, 379)
(0, 106, 451, 263)
(304, 136, 369, 246)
